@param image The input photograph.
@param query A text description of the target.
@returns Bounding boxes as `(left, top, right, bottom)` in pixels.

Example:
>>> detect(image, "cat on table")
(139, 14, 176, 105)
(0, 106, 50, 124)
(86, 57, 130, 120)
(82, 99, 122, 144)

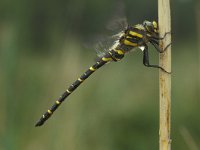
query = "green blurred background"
(0, 0, 200, 149)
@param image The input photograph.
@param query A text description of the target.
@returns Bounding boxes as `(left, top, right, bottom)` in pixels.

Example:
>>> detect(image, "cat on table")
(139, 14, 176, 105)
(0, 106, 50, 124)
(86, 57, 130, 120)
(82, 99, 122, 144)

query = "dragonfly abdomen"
(35, 54, 116, 127)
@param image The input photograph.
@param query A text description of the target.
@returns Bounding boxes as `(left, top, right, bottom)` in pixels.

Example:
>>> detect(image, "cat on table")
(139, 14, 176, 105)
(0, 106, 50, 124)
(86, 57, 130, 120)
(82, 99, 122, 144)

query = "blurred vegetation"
(0, 0, 200, 150)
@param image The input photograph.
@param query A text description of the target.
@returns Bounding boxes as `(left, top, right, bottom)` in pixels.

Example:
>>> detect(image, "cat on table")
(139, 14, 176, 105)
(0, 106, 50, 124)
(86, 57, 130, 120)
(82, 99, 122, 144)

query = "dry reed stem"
(158, 0, 171, 150)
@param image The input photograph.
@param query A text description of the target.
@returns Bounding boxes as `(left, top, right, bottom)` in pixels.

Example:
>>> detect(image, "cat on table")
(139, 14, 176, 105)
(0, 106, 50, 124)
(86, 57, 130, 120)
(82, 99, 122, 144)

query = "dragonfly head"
(143, 20, 158, 34)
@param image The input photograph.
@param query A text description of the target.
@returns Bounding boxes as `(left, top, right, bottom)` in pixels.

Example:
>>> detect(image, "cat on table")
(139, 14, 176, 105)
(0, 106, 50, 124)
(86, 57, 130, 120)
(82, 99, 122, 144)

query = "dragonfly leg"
(143, 46, 171, 74)
(162, 42, 172, 52)
(151, 41, 171, 53)
(158, 31, 171, 40)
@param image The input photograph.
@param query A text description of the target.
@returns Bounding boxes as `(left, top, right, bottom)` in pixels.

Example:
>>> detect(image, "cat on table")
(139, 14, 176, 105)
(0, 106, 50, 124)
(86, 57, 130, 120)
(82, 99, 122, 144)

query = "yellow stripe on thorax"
(126, 36, 132, 39)
(129, 31, 143, 38)
(124, 39, 138, 47)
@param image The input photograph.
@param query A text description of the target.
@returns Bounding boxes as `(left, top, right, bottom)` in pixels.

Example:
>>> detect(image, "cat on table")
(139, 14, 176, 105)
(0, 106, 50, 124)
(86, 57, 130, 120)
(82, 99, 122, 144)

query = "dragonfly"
(35, 20, 171, 127)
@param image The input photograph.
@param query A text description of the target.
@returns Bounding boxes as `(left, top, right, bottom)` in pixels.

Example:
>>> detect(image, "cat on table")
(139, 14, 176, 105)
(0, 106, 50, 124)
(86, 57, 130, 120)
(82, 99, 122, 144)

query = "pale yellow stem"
(158, 0, 172, 150)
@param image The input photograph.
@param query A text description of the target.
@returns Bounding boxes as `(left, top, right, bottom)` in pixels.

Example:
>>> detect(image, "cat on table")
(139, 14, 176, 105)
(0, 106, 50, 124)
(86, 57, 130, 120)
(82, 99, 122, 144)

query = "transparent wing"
(96, 3, 128, 57)
(94, 34, 120, 58)
(106, 1, 128, 33)
(84, 1, 128, 59)
(106, 17, 128, 33)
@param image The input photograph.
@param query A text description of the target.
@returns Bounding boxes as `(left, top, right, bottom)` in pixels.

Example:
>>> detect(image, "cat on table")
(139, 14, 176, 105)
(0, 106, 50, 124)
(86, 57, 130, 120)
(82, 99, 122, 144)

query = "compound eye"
(153, 21, 158, 29)
(143, 20, 148, 26)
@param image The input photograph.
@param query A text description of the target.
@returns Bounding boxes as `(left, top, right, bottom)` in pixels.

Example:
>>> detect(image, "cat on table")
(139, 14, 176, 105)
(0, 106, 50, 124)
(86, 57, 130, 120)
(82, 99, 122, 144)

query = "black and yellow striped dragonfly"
(35, 20, 170, 127)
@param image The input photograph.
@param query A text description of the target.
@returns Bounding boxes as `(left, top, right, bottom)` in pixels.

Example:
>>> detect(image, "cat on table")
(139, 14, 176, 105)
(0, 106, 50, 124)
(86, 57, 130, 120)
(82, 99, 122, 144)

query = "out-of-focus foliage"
(0, 0, 197, 53)
(0, 0, 199, 150)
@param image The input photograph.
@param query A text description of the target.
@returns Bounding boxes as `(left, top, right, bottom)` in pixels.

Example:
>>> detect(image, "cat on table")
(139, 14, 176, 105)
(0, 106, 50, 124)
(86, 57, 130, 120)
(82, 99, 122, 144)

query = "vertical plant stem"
(158, 0, 171, 150)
